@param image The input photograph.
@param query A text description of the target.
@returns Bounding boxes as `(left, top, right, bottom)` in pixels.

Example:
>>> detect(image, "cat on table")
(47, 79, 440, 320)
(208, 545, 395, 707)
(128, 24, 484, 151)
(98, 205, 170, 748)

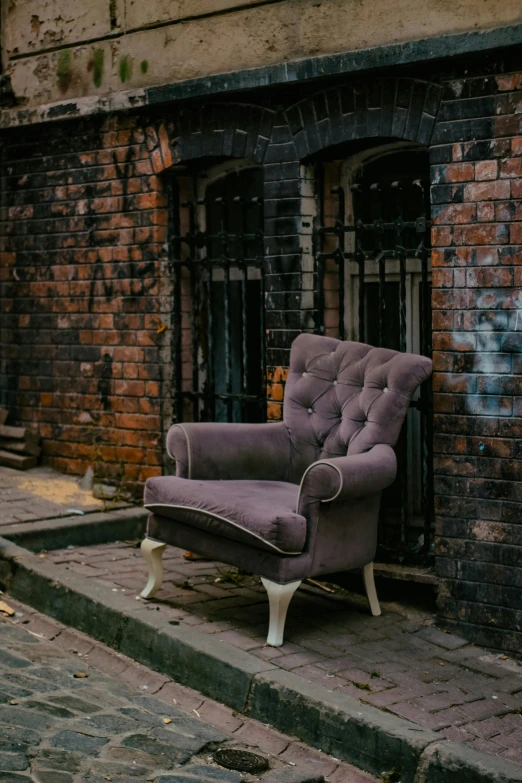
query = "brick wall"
(0, 114, 171, 494)
(431, 73, 522, 654)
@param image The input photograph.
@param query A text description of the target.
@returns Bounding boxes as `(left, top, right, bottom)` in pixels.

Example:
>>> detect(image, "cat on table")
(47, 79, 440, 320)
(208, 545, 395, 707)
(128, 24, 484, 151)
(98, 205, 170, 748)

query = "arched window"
(170, 162, 265, 424)
(313, 143, 432, 562)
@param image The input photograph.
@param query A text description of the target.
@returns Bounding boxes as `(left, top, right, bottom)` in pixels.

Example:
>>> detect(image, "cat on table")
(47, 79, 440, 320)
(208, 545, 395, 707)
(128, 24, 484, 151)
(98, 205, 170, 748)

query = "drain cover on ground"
(214, 747, 269, 773)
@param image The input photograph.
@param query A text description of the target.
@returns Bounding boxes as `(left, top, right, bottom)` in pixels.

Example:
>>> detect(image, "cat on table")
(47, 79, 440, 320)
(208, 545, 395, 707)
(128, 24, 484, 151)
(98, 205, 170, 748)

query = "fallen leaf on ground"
(163, 718, 172, 724)
(0, 601, 15, 616)
(73, 672, 88, 678)
(8, 700, 18, 705)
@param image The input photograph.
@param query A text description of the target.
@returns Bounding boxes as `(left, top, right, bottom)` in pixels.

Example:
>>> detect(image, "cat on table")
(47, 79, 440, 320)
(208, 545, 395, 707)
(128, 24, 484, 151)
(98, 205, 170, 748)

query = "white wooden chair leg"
(261, 578, 301, 647)
(362, 562, 381, 617)
(140, 538, 166, 599)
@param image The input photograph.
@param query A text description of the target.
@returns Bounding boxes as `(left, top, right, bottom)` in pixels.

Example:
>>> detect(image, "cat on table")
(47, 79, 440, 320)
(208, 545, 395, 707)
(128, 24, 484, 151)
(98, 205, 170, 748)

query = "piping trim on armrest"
(144, 502, 302, 556)
(166, 424, 191, 478)
(296, 460, 343, 512)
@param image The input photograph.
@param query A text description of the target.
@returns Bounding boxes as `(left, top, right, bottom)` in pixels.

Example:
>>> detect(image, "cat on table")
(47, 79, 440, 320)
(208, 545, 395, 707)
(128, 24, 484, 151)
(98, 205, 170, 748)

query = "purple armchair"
(140, 334, 432, 645)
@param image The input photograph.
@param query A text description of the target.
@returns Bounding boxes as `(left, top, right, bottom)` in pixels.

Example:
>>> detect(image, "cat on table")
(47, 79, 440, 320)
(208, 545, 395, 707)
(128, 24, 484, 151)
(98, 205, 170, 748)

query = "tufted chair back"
(283, 333, 432, 483)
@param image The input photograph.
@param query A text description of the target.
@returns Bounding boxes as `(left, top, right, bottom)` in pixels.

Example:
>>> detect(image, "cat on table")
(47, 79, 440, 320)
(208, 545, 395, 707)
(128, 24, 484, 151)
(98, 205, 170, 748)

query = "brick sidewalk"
(0, 465, 105, 527)
(1, 597, 376, 783)
(45, 540, 522, 766)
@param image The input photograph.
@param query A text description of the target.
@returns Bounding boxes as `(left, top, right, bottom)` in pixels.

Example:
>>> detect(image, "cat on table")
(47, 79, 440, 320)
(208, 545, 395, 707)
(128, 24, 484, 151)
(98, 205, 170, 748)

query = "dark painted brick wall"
(430, 72, 522, 654)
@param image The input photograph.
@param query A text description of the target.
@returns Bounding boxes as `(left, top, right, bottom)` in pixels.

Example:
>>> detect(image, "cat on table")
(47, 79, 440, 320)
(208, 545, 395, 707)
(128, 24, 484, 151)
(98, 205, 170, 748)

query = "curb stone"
(1, 534, 522, 783)
(248, 669, 436, 782)
(416, 741, 522, 783)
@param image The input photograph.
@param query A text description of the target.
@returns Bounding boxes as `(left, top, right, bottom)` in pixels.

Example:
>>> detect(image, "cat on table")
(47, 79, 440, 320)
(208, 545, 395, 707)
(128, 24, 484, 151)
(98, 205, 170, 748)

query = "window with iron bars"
(169, 163, 266, 425)
(313, 144, 433, 563)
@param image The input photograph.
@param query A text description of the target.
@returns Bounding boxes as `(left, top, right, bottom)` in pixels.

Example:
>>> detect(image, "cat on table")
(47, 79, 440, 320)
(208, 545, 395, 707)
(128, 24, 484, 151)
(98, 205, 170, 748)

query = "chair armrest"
(297, 444, 397, 511)
(166, 421, 292, 481)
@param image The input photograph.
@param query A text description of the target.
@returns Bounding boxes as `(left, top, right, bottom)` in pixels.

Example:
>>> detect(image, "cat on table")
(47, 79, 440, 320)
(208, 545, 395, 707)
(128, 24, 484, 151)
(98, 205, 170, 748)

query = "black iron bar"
(168, 181, 182, 425)
(357, 242, 365, 342)
(172, 239, 183, 423)
(333, 186, 346, 340)
(393, 183, 408, 552)
(178, 391, 263, 401)
(313, 213, 325, 335)
(187, 201, 199, 422)
(203, 197, 215, 423)
(240, 264, 248, 423)
(378, 254, 386, 348)
(393, 186, 407, 356)
(314, 162, 326, 336)
(259, 263, 266, 420)
(235, 194, 249, 423)
(417, 195, 433, 560)
(216, 197, 233, 423)
(399, 251, 407, 353)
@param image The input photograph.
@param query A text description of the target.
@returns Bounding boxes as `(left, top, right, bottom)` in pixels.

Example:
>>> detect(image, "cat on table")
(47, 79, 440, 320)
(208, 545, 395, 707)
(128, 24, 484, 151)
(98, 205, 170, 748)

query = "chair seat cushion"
(144, 477, 306, 555)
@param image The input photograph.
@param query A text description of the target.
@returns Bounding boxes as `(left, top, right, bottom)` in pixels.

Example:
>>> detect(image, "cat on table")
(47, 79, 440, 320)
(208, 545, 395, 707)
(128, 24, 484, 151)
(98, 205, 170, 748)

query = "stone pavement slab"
(0, 465, 107, 528)
(44, 541, 522, 767)
(0, 601, 378, 783)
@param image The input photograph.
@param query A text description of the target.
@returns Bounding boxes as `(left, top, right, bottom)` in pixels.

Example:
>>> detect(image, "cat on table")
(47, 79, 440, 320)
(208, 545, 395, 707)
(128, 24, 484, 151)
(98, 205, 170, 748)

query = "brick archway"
(285, 78, 443, 159)
(144, 103, 276, 173)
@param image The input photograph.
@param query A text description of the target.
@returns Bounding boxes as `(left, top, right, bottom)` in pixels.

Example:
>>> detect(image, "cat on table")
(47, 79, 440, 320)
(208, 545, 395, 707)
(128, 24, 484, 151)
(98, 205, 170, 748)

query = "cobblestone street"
(0, 603, 376, 783)
(45, 540, 522, 766)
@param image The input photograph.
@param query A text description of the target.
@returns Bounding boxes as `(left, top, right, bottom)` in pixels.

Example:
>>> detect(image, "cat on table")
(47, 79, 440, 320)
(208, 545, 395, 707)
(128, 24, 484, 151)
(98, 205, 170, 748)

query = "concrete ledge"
(1, 537, 522, 782)
(0, 506, 147, 552)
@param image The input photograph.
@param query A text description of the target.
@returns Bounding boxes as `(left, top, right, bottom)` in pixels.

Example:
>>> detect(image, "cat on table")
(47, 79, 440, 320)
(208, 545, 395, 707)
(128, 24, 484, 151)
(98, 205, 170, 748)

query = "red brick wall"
(431, 73, 522, 653)
(0, 114, 172, 494)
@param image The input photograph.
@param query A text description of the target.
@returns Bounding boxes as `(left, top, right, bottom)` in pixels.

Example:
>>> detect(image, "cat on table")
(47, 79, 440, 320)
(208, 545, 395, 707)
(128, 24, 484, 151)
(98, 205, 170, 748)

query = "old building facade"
(1, 2, 522, 653)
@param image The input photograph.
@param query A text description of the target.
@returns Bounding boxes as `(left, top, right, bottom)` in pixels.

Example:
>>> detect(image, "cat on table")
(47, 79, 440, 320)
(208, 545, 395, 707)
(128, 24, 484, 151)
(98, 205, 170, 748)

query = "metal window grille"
(169, 167, 267, 424)
(313, 151, 433, 563)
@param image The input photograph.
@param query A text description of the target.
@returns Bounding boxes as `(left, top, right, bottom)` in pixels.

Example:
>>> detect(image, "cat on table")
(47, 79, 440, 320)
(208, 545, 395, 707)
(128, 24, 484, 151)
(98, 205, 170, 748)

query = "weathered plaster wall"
(3, 0, 522, 109)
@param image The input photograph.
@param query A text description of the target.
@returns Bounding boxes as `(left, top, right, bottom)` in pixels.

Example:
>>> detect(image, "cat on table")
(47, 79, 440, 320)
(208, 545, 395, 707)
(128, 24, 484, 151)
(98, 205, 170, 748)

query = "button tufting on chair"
(307, 408, 313, 414)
